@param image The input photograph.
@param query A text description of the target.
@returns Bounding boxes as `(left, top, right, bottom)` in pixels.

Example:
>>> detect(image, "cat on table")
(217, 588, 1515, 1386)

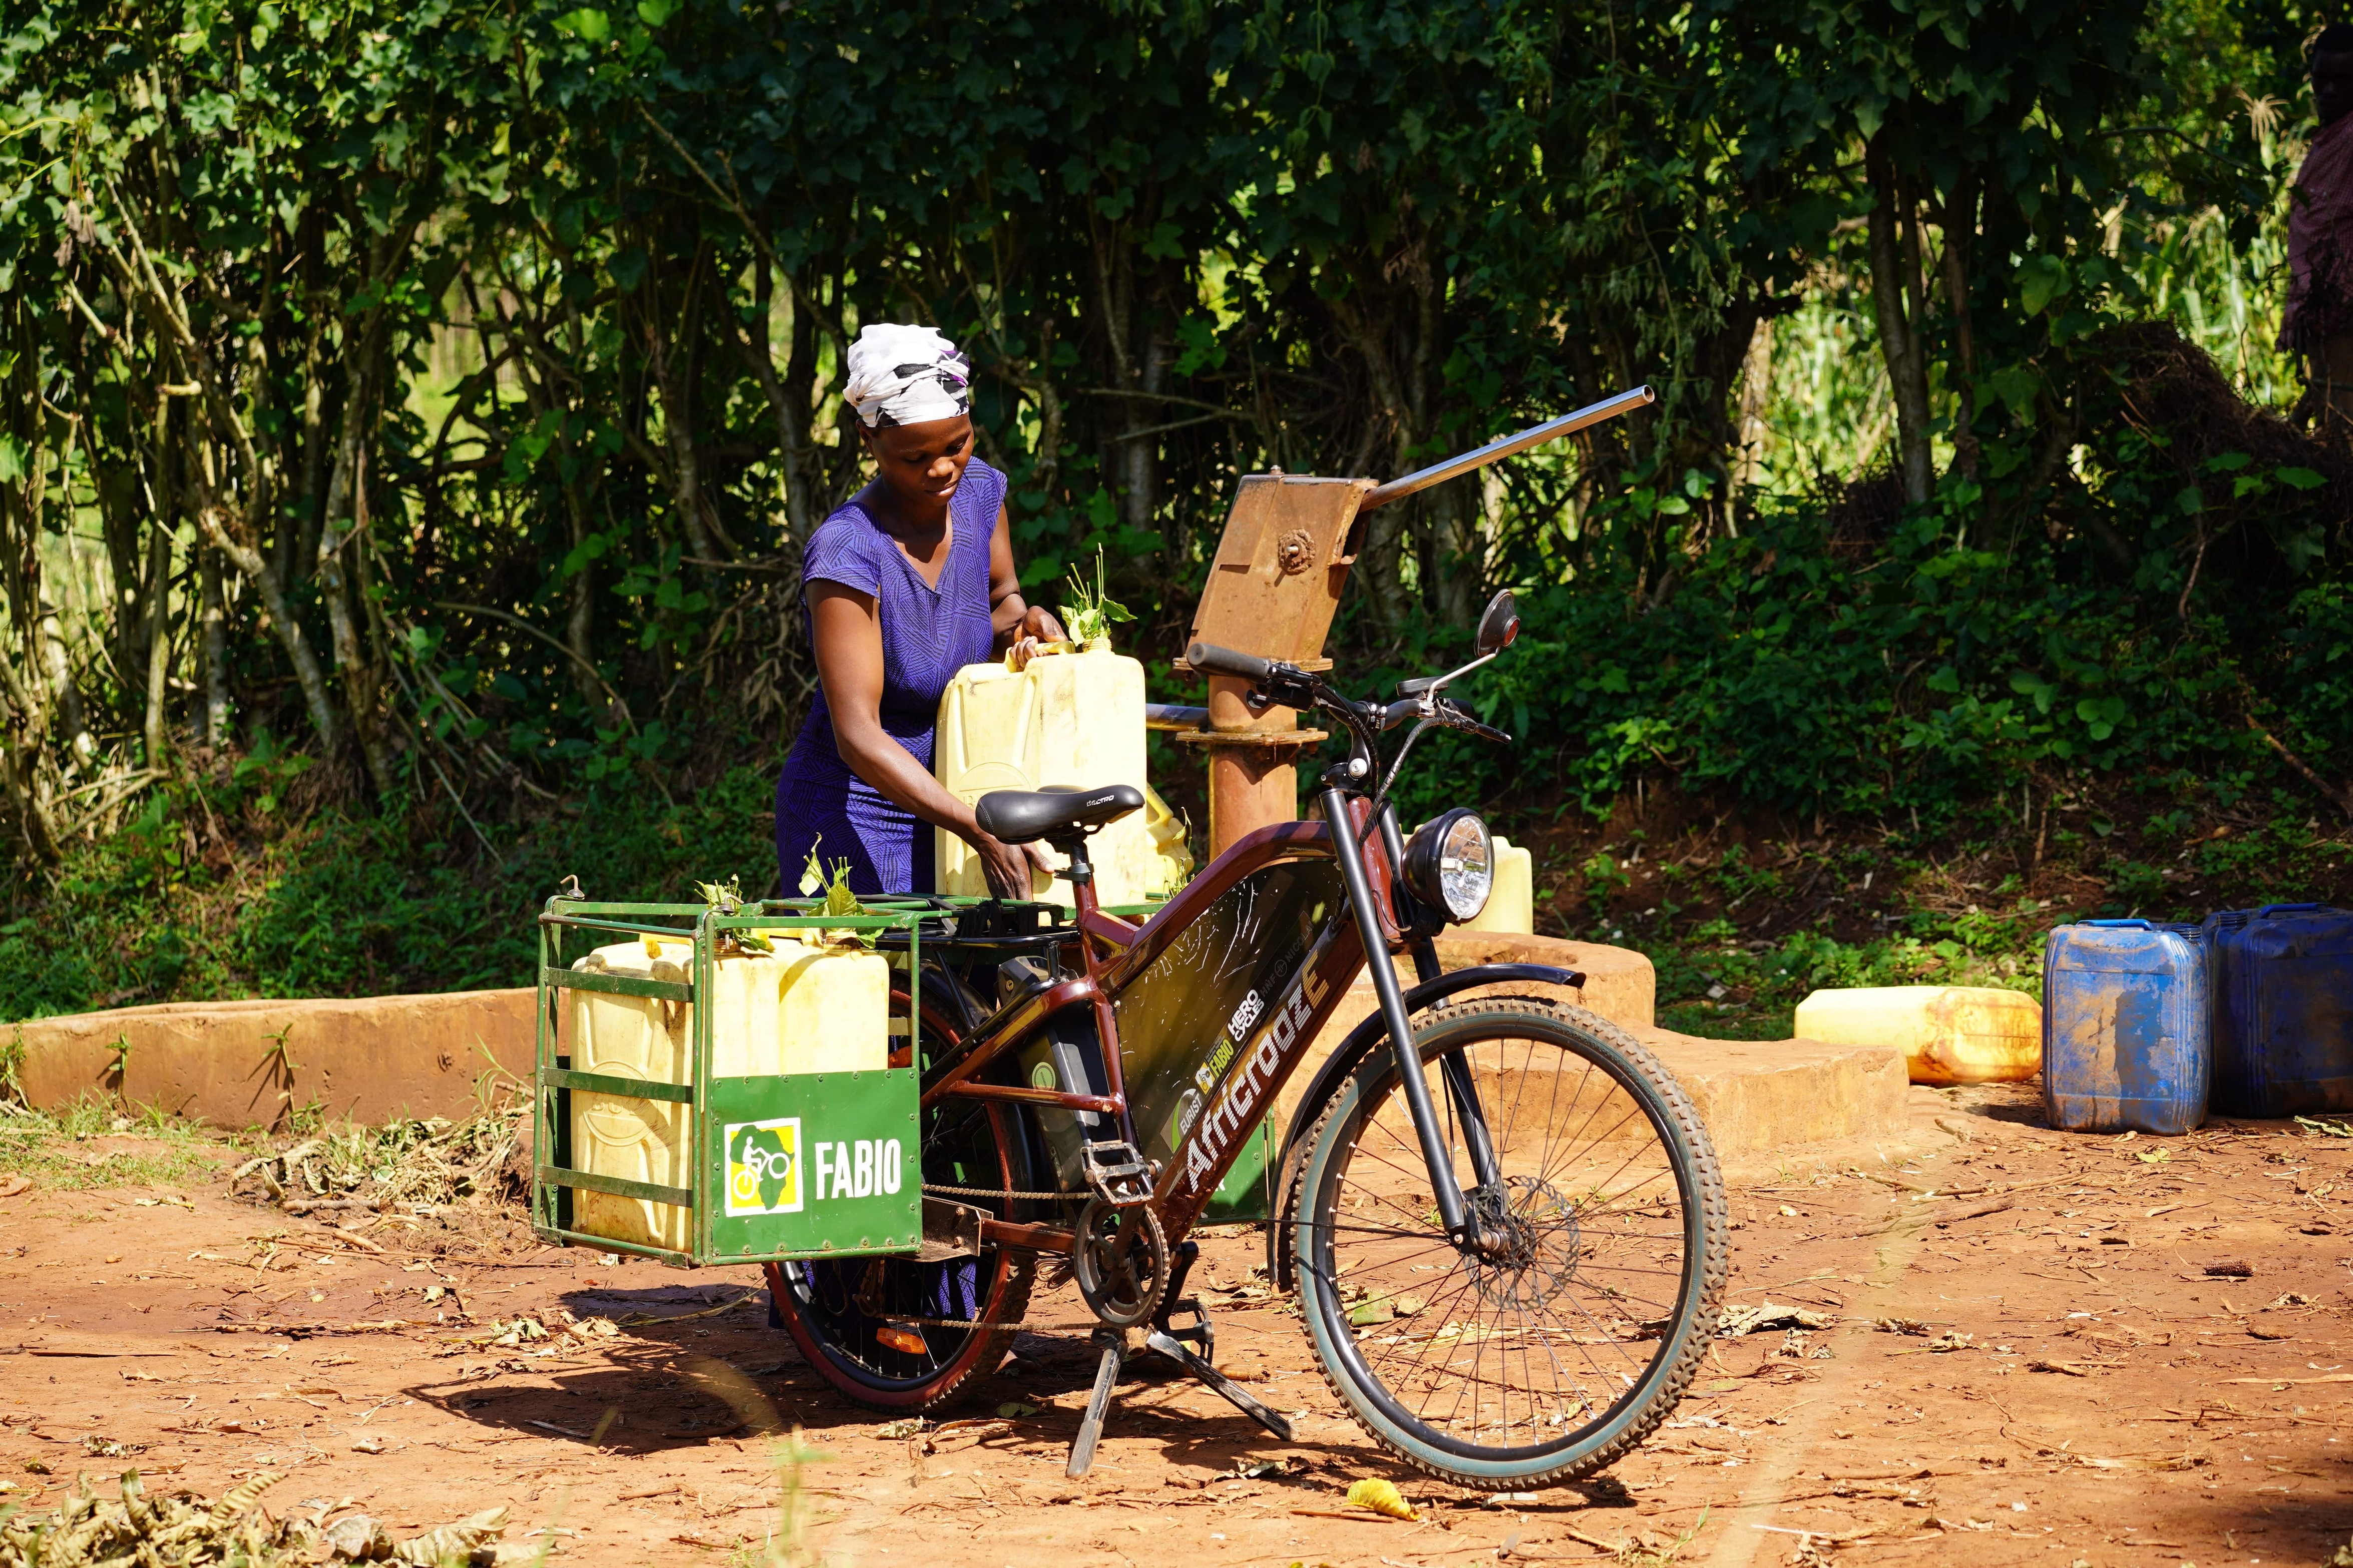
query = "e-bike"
(766, 591, 1728, 1488)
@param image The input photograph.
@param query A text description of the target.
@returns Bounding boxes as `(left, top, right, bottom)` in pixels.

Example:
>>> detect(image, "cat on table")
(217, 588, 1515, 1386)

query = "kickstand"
(1146, 1328, 1294, 1441)
(1065, 1326, 1127, 1478)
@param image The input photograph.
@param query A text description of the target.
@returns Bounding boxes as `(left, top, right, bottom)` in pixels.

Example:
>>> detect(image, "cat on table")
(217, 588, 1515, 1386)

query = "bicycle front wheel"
(1289, 998, 1727, 1488)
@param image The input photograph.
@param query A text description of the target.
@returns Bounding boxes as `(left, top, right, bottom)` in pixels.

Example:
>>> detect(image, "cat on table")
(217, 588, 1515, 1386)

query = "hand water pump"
(1148, 385, 1655, 856)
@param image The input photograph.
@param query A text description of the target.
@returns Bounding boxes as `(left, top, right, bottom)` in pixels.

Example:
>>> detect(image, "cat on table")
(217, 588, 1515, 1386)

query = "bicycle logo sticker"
(724, 1118, 804, 1217)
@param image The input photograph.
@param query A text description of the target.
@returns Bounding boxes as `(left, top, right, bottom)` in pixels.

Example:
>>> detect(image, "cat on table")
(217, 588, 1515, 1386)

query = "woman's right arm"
(808, 582, 1042, 899)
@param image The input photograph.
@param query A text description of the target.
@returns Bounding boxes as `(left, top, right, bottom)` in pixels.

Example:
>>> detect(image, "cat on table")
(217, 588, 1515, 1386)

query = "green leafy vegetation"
(1539, 792, 2353, 1039)
(0, 767, 776, 1022)
(1057, 550, 1136, 649)
(0, 0, 2344, 1028)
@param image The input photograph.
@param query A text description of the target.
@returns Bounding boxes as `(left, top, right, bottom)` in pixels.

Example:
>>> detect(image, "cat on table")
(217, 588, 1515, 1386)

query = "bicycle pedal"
(1155, 1295, 1207, 1336)
(1080, 1140, 1155, 1206)
(1154, 1296, 1215, 1364)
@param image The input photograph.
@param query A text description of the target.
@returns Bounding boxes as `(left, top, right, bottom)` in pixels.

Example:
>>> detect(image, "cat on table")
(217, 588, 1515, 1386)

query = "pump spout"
(1356, 385, 1655, 513)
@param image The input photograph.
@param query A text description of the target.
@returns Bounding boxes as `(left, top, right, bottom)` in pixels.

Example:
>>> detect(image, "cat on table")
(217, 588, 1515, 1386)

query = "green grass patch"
(0, 1096, 235, 1192)
(1647, 912, 2047, 1040)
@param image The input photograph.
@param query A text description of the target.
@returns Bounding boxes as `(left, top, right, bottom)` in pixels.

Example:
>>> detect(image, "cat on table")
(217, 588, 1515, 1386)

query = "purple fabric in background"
(773, 459, 1003, 895)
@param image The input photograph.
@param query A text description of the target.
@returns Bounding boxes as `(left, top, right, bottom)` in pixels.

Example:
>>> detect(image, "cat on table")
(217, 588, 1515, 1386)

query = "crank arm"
(979, 1217, 1075, 1254)
(1146, 1329, 1293, 1441)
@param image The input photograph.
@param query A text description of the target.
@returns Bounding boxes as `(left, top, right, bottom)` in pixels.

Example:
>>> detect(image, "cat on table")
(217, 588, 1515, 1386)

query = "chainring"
(1070, 1199, 1168, 1328)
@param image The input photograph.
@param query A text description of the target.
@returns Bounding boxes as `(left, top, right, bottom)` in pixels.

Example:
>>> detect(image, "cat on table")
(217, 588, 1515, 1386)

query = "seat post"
(1054, 833, 1098, 925)
(1054, 828, 1142, 1163)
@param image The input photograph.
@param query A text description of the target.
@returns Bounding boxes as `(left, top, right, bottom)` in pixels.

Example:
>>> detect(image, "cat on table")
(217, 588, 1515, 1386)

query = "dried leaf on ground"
(0, 1469, 314, 1567)
(1719, 1301, 1829, 1338)
(392, 1507, 509, 1565)
(1345, 1477, 1417, 1520)
(324, 1514, 391, 1561)
(209, 1470, 281, 1523)
(229, 1108, 527, 1219)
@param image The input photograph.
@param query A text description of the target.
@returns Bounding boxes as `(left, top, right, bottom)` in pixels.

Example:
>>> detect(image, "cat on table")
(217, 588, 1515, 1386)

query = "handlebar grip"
(1185, 641, 1274, 682)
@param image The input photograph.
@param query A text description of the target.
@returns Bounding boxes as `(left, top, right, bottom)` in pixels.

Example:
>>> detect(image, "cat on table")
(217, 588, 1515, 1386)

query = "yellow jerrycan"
(1793, 984, 2042, 1085)
(1456, 835, 1535, 934)
(934, 645, 1188, 906)
(567, 934, 889, 1249)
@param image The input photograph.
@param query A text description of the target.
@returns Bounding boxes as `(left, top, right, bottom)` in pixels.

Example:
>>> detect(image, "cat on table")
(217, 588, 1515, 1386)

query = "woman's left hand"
(1007, 604, 1069, 671)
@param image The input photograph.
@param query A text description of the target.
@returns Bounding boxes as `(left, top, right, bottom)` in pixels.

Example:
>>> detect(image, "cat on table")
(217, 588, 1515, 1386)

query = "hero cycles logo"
(1181, 951, 1334, 1195)
(722, 1118, 906, 1218)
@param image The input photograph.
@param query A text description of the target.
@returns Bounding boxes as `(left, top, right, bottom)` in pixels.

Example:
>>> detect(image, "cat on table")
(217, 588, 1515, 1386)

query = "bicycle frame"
(916, 781, 1488, 1258)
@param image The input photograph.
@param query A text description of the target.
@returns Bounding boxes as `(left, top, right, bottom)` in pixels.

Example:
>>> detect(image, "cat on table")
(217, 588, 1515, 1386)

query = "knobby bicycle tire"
(1287, 998, 1728, 1488)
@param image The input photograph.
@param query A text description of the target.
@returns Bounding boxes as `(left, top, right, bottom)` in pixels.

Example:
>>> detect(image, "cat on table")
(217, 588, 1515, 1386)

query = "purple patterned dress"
(774, 459, 1004, 896)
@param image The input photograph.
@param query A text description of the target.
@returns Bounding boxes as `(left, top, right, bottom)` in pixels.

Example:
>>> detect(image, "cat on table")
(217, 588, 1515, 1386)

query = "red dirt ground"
(4, 1085, 2349, 1567)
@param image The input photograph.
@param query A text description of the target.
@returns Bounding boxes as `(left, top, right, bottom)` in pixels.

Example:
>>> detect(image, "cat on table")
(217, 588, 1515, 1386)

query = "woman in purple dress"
(774, 324, 1062, 898)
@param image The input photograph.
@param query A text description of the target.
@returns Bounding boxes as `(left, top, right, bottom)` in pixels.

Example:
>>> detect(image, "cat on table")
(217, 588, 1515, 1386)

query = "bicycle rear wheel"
(1289, 998, 1726, 1488)
(768, 980, 1035, 1410)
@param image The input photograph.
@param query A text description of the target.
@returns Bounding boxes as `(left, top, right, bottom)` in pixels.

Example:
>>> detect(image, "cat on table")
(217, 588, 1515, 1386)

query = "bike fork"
(1320, 786, 1478, 1246)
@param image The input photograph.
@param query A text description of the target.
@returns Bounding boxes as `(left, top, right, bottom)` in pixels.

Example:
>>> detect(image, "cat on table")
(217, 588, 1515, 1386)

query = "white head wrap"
(842, 323, 971, 428)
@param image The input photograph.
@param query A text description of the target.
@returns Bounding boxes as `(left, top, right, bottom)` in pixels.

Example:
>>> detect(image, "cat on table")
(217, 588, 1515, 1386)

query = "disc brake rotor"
(1465, 1176, 1580, 1312)
(1071, 1199, 1168, 1328)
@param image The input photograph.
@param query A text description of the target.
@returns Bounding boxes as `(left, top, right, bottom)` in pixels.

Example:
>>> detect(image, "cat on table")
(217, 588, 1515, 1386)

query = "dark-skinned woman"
(774, 324, 1064, 900)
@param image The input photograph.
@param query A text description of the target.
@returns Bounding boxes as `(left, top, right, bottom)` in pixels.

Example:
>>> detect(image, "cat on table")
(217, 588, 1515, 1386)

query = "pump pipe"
(1356, 385, 1655, 514)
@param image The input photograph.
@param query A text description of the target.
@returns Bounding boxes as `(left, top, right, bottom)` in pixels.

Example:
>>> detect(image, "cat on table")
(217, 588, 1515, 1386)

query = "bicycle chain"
(869, 1315, 1031, 1331)
(921, 1182, 1089, 1203)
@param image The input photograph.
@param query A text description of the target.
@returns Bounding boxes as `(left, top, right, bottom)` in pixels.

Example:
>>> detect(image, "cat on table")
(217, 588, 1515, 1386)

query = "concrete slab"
(9, 989, 537, 1128)
(1628, 1024, 1908, 1163)
(1429, 931, 1656, 1028)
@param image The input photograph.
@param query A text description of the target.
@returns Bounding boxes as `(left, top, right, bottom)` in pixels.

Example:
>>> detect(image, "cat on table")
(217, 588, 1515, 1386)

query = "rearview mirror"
(1475, 591, 1520, 656)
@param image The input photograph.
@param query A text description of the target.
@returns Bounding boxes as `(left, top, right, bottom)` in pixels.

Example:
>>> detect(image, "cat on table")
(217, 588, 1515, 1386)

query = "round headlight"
(1404, 809, 1494, 924)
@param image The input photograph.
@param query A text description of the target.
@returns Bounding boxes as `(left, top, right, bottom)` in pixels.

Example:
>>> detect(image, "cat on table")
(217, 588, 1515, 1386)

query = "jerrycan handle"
(2084, 918, 2157, 929)
(2255, 902, 2334, 917)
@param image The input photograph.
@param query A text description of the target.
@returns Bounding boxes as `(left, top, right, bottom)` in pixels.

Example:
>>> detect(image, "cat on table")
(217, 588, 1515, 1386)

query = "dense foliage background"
(2, 0, 2350, 1020)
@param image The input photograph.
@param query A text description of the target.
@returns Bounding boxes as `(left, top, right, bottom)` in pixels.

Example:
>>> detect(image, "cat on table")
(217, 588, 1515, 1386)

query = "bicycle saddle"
(975, 784, 1144, 845)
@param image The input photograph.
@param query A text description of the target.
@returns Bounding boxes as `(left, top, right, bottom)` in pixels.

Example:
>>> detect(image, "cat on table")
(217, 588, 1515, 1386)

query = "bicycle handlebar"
(1185, 644, 1506, 747)
(1185, 641, 1274, 682)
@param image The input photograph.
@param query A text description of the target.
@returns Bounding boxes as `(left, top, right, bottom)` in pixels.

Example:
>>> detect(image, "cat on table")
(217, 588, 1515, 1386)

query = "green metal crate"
(532, 894, 933, 1268)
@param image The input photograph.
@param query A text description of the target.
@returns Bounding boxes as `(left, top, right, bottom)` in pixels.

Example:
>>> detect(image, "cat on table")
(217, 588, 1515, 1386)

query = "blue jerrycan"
(2043, 919, 2209, 1135)
(2201, 903, 2353, 1118)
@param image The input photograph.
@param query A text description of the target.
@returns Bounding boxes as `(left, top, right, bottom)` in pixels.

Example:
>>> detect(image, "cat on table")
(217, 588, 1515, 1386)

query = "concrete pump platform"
(9, 989, 536, 1129)
(9, 933, 1909, 1161)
